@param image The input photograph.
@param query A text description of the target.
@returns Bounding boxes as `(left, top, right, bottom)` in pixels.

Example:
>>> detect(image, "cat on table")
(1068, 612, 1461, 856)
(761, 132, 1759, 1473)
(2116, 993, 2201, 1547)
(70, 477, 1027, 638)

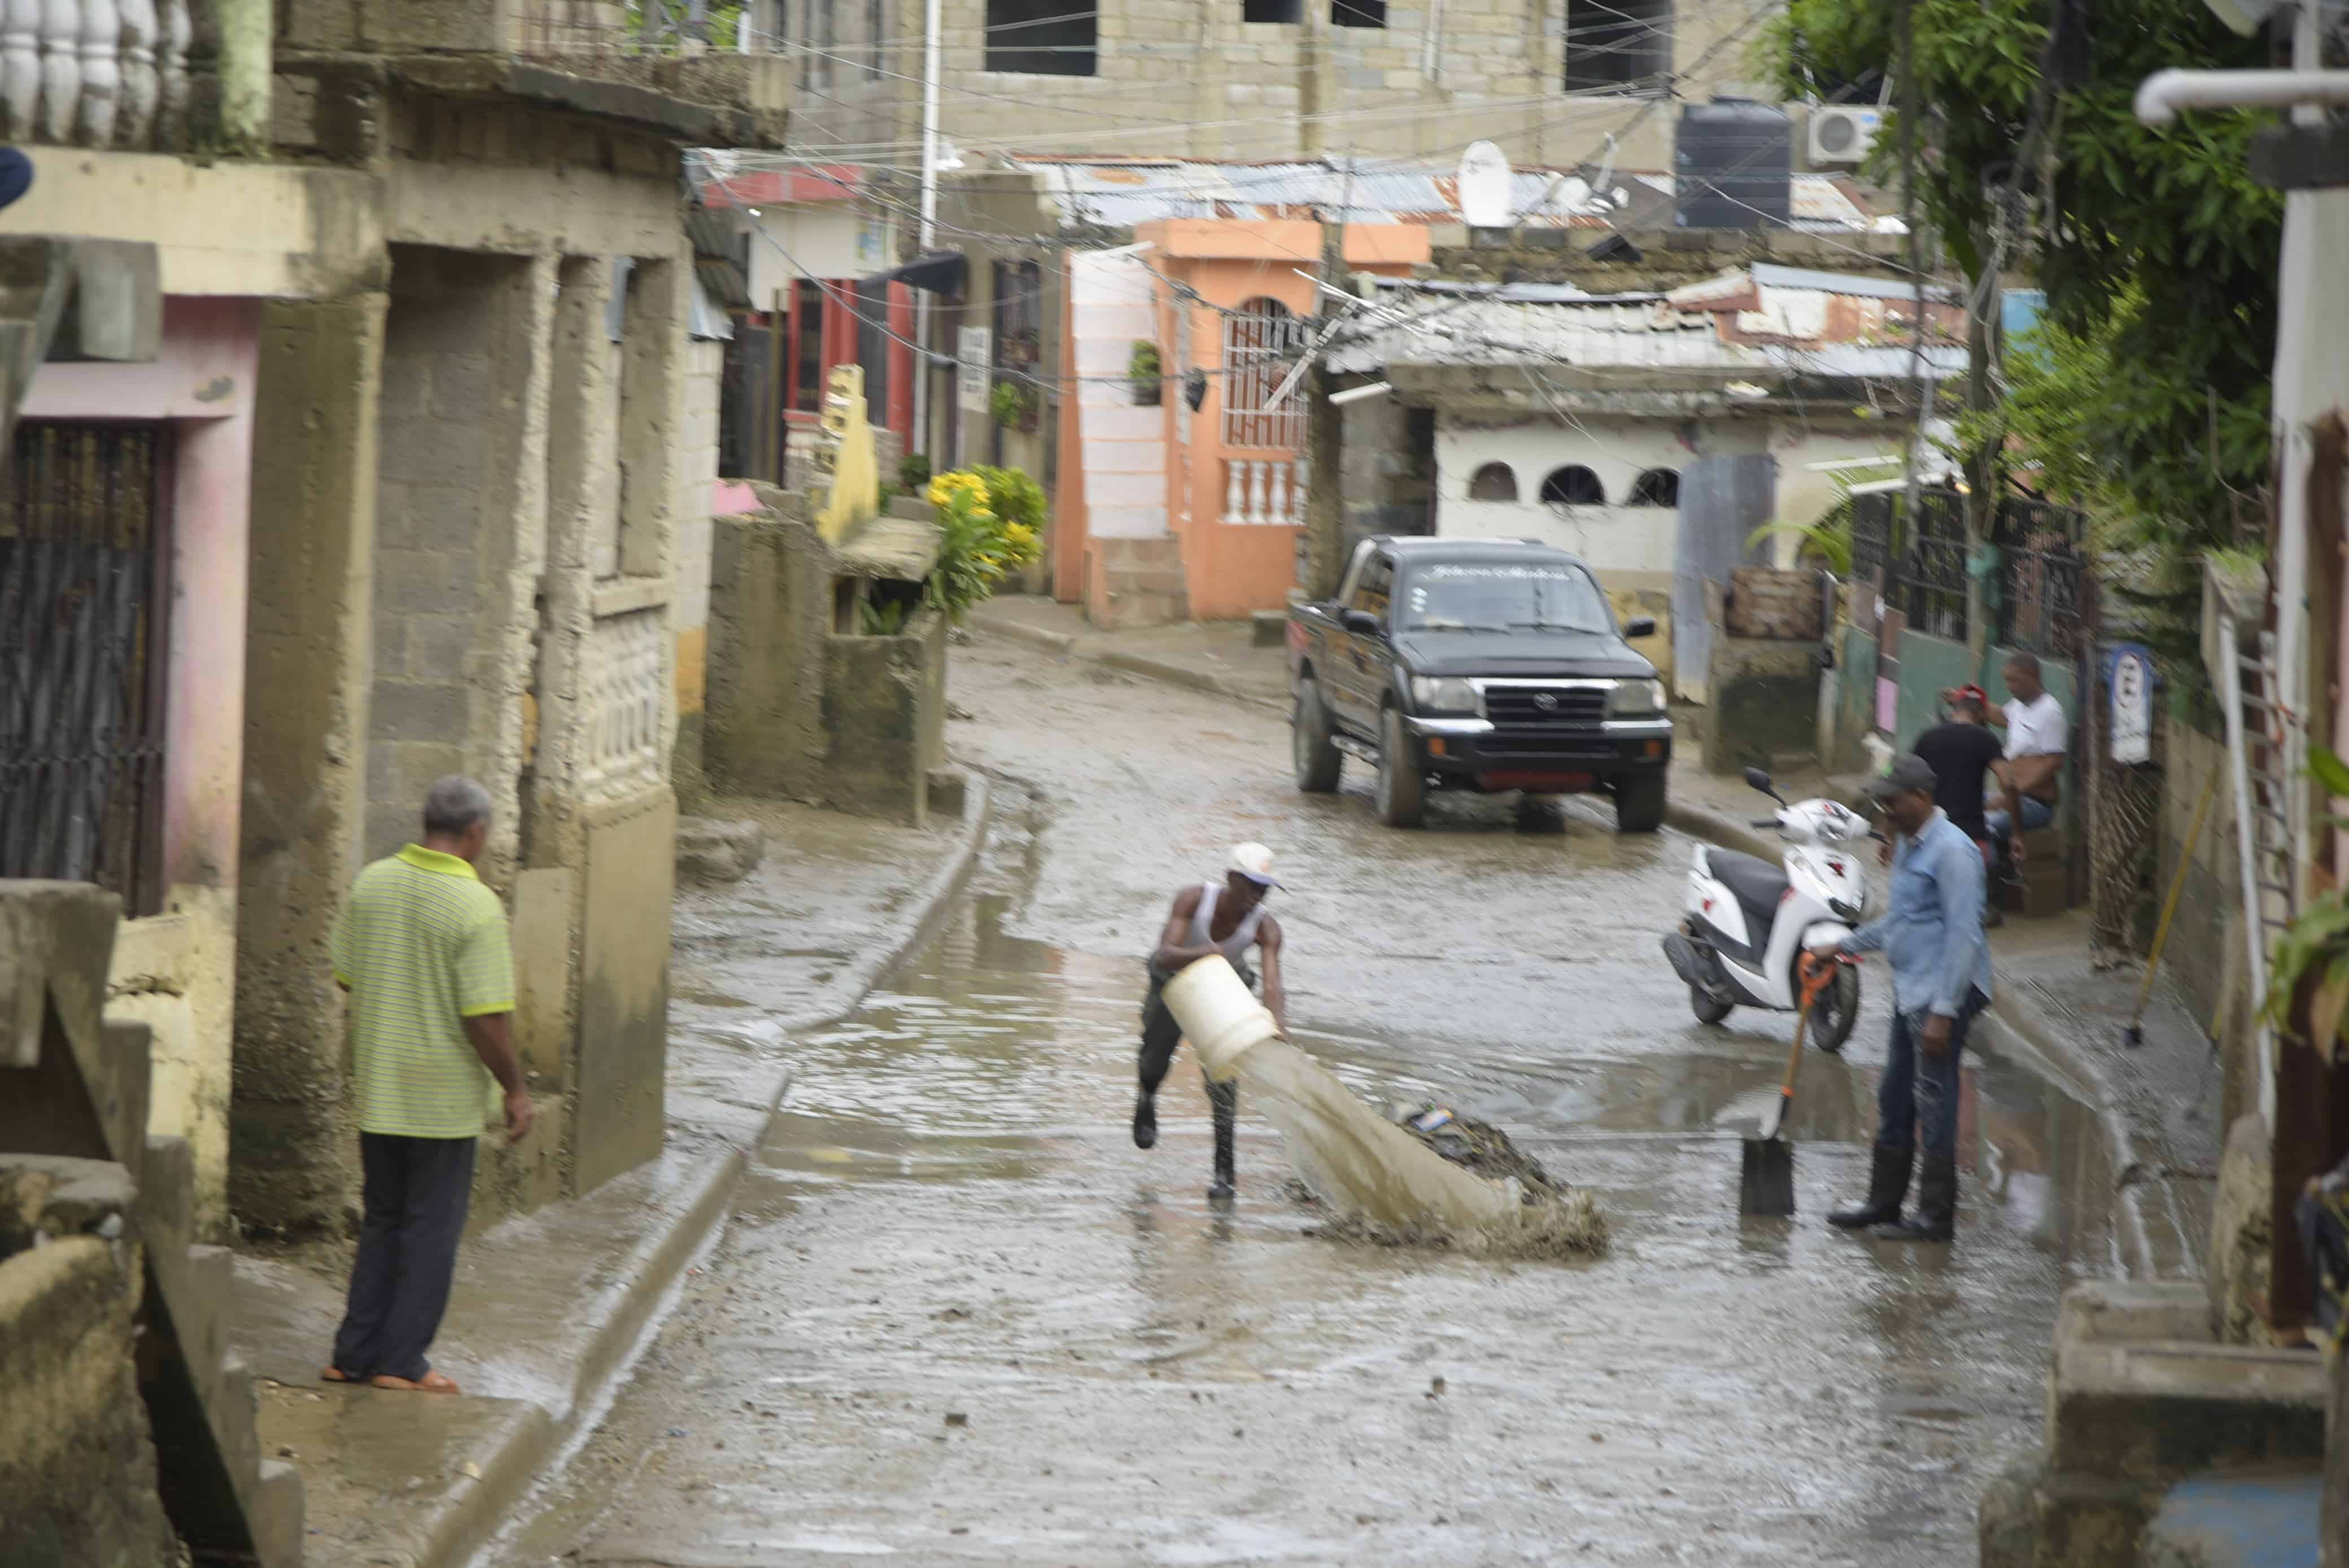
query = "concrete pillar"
(232, 291, 385, 1235)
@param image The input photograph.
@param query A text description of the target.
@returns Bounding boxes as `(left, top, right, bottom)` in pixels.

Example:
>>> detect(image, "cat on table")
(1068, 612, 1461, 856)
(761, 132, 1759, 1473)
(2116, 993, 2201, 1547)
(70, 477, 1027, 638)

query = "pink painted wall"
(21, 297, 263, 894)
(1132, 221, 1428, 622)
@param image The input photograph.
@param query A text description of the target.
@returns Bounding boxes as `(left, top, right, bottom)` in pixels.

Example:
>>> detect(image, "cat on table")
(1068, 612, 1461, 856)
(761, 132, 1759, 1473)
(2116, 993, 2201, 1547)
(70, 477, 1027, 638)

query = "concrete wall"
(705, 506, 835, 802)
(235, 294, 386, 1236)
(0, 1235, 176, 1567)
(743, 203, 889, 305)
(368, 246, 539, 864)
(674, 339, 727, 809)
(882, 0, 1776, 167)
(823, 608, 949, 827)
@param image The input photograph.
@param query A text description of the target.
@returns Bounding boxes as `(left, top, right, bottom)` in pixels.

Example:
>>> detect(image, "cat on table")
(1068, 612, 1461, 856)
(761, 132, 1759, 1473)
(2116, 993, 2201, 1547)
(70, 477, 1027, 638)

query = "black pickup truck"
(1286, 536, 1673, 830)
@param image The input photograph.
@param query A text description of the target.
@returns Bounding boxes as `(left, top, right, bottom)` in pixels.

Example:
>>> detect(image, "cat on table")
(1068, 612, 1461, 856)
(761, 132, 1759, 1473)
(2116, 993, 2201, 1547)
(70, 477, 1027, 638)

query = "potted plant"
(989, 379, 1036, 433)
(1129, 340, 1163, 407)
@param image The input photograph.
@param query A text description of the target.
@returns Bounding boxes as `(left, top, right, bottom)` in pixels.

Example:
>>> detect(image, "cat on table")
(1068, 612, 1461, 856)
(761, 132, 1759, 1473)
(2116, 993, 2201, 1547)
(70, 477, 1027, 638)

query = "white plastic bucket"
(1162, 955, 1281, 1082)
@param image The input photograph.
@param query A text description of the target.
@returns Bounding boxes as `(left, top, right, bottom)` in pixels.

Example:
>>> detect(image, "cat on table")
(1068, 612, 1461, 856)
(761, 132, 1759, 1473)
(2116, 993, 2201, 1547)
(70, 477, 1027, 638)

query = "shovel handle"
(1762, 954, 1837, 1142)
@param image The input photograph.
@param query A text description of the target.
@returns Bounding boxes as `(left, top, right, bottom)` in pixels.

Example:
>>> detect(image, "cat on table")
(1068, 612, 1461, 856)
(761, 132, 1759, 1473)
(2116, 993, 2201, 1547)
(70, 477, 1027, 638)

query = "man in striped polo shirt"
(323, 776, 533, 1395)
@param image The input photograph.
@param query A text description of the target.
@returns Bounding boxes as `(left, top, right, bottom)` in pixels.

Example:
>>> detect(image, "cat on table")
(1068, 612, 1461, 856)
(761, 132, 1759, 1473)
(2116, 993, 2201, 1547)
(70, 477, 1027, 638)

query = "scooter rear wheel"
(1689, 984, 1733, 1025)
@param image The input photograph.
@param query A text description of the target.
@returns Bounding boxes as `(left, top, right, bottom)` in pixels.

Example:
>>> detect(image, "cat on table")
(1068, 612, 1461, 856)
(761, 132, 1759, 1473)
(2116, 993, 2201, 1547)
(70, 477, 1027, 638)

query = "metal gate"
(0, 423, 171, 913)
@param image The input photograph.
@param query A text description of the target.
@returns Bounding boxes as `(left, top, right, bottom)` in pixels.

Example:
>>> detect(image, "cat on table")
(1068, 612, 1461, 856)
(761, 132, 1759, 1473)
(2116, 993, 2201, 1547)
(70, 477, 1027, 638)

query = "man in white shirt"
(1948, 652, 2067, 855)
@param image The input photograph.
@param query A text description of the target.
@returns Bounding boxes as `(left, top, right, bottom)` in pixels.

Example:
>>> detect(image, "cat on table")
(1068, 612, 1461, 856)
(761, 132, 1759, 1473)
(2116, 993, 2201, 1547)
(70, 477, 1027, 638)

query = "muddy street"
(504, 637, 2117, 1567)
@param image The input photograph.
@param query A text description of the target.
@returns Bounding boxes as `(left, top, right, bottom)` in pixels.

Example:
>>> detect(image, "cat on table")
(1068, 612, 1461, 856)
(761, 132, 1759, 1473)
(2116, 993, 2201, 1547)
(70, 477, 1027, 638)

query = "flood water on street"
(508, 642, 2119, 1567)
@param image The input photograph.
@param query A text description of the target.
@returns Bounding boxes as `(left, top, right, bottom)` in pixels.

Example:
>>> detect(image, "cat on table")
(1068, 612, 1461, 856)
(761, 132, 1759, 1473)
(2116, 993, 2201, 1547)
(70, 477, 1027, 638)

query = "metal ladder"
(2219, 619, 2300, 1129)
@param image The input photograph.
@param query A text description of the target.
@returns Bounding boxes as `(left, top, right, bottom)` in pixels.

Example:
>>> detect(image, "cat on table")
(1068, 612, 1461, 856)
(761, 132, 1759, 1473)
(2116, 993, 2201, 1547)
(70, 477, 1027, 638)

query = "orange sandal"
(369, 1370, 461, 1395)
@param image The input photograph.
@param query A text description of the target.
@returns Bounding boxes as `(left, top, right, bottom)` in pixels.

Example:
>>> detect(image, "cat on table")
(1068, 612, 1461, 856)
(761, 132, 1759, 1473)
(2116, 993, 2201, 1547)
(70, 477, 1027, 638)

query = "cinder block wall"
(368, 247, 525, 861)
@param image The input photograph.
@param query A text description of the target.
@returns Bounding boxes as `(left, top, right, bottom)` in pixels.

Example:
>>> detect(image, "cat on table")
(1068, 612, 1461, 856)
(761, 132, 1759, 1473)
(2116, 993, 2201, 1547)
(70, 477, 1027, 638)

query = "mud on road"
(502, 636, 2117, 1567)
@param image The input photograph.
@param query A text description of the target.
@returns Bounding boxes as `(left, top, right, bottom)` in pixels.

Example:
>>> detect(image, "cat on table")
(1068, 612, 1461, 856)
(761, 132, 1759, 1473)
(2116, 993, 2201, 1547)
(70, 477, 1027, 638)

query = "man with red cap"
(1134, 843, 1289, 1201)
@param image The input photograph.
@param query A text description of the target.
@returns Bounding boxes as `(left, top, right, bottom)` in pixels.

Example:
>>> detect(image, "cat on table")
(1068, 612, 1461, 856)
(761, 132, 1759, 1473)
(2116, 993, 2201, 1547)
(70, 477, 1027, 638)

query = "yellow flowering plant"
(923, 466, 1045, 621)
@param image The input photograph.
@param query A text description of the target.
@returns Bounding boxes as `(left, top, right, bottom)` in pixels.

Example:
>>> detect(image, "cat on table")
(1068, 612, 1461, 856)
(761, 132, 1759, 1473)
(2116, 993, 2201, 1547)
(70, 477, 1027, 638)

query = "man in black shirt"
(1911, 688, 2021, 922)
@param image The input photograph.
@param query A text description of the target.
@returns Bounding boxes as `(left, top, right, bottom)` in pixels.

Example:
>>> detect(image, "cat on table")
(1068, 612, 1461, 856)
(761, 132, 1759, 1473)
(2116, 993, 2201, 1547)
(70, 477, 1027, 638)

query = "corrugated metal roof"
(1005, 156, 1880, 234)
(1326, 265, 1963, 383)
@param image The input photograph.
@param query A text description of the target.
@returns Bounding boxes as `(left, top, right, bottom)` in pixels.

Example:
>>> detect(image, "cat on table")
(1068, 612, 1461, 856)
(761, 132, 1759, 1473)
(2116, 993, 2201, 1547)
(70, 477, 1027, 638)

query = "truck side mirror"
(1622, 615, 1657, 639)
(1342, 609, 1382, 636)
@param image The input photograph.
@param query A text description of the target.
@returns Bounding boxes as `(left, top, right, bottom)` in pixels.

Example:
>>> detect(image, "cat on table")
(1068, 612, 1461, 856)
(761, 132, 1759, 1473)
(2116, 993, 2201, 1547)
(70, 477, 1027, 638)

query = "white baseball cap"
(1228, 842, 1281, 888)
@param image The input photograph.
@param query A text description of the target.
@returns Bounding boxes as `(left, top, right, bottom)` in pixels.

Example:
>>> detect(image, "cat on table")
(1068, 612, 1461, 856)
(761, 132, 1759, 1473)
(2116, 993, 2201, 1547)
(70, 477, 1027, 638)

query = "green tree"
(1768, 0, 2279, 565)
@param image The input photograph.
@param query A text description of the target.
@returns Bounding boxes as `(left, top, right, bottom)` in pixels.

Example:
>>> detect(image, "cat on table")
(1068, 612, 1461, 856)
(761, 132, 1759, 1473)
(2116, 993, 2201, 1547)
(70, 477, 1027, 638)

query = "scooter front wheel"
(1810, 964, 1861, 1053)
(1689, 984, 1733, 1026)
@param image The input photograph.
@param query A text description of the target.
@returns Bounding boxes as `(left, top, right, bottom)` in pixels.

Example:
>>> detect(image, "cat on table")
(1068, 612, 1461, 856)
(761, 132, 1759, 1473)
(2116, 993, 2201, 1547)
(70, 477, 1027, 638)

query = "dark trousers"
(1876, 988, 1988, 1159)
(331, 1132, 477, 1382)
(1139, 958, 1245, 1171)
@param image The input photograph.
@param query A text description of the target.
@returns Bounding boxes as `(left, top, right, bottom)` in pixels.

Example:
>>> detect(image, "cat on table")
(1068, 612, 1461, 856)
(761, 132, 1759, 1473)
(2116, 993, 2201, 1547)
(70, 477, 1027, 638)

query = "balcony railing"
(0, 0, 211, 151)
(512, 0, 779, 62)
(1222, 457, 1307, 527)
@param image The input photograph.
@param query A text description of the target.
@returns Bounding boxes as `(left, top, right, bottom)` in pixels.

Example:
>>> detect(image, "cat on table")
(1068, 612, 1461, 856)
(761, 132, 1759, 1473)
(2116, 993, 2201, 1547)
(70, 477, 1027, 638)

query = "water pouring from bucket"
(1159, 956, 1606, 1256)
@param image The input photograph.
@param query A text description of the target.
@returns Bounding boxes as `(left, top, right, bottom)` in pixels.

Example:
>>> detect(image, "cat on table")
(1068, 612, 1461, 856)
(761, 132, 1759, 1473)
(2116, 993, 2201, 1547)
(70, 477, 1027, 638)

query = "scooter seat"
(1709, 849, 1790, 935)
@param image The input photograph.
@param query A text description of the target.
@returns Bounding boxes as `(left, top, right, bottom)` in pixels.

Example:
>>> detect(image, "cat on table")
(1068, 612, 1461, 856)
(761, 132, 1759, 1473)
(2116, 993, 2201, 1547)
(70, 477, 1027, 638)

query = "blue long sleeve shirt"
(1845, 809, 1993, 1018)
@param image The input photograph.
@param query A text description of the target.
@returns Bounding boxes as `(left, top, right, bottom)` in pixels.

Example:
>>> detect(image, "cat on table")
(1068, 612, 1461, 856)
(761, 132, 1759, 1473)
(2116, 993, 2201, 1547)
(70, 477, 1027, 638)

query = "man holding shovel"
(1135, 844, 1288, 1202)
(1811, 754, 1994, 1243)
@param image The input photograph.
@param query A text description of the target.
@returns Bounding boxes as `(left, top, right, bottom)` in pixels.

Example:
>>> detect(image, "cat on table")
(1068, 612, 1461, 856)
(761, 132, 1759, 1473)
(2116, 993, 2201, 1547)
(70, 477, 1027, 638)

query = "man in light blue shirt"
(1814, 753, 1994, 1243)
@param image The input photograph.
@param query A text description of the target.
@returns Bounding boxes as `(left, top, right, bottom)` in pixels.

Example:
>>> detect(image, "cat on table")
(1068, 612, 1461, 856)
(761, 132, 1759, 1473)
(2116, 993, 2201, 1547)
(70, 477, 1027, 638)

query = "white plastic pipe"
(1160, 956, 1282, 1082)
(2134, 68, 2349, 126)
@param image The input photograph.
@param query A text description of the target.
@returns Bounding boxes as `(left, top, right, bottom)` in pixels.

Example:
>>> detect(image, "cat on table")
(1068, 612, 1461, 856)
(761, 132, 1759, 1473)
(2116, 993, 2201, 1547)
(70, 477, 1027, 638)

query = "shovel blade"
(1740, 1136, 1795, 1216)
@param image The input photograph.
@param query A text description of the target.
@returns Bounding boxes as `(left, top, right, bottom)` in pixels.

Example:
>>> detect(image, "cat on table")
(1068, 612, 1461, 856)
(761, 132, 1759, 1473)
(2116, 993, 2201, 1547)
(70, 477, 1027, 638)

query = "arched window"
(1539, 465, 1606, 506)
(1220, 298, 1311, 450)
(1467, 462, 1518, 501)
(1627, 468, 1680, 507)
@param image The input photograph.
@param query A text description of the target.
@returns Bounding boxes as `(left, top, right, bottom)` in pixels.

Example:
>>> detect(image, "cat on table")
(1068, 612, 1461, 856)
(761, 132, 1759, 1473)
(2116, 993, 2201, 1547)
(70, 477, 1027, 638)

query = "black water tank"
(1675, 98, 1793, 230)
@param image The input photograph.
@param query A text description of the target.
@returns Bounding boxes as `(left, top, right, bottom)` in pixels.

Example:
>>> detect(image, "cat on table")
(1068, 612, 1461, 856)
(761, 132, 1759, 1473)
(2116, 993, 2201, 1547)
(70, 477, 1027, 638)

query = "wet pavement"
(502, 636, 2121, 1567)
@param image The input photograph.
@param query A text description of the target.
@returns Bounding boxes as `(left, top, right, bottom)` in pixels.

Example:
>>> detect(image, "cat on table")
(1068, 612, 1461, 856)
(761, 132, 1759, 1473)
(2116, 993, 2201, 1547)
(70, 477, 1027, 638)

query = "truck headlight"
(1409, 676, 1480, 714)
(1608, 678, 1666, 717)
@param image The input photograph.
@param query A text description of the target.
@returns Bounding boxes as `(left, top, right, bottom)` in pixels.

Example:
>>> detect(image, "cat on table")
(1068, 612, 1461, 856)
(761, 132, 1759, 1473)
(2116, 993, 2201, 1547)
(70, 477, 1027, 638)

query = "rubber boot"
(1132, 1091, 1158, 1150)
(1207, 1078, 1238, 1201)
(1877, 1154, 1955, 1242)
(1828, 1143, 1913, 1230)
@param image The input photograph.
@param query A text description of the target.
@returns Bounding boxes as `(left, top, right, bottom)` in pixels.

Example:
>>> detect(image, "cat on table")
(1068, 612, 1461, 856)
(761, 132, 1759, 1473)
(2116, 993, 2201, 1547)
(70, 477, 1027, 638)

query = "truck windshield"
(1399, 561, 1614, 634)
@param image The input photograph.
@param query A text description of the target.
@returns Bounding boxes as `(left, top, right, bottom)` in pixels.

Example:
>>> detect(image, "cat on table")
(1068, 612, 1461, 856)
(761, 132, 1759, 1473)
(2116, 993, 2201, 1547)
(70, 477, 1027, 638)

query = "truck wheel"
(1613, 770, 1666, 833)
(1375, 707, 1427, 828)
(1293, 678, 1342, 793)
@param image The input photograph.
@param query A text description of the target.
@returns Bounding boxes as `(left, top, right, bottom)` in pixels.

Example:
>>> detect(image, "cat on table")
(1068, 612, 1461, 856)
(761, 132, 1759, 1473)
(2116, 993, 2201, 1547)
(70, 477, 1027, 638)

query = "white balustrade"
(1220, 457, 1309, 526)
(1, 0, 188, 147)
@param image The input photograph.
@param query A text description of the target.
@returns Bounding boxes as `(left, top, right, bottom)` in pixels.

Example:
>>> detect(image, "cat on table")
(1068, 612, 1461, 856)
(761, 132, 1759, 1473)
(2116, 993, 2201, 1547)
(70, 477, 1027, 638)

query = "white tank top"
(1190, 880, 1267, 963)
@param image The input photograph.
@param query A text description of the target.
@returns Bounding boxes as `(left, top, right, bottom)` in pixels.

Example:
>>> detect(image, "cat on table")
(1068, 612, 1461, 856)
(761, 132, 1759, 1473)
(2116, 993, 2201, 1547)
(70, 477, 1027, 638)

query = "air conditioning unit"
(1806, 105, 1883, 167)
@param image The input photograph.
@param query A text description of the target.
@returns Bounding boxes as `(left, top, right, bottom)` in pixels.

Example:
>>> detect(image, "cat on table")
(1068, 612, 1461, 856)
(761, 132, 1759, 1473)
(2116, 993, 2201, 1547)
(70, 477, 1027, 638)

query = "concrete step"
(1105, 566, 1192, 598)
(1096, 591, 1185, 631)
(2047, 1283, 2328, 1481)
(1251, 610, 1287, 648)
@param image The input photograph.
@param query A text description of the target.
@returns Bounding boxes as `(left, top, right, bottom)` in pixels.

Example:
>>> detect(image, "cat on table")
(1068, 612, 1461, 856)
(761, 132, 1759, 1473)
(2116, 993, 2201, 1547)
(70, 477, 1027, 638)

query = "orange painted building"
(1052, 219, 1429, 627)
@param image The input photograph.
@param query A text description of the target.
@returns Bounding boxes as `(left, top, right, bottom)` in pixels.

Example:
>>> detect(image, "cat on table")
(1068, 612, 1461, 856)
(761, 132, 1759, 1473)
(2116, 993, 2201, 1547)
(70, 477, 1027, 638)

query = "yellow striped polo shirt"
(331, 845, 515, 1139)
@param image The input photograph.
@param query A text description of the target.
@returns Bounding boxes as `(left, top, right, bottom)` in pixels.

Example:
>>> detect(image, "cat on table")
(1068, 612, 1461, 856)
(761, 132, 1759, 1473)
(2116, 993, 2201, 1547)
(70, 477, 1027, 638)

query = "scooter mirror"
(1743, 766, 1776, 796)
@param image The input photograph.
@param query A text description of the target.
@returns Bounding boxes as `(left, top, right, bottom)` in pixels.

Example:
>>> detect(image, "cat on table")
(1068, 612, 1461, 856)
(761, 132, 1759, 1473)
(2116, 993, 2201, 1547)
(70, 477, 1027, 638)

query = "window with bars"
(0, 423, 171, 915)
(1221, 298, 1309, 451)
(984, 0, 1097, 74)
(1564, 0, 1672, 94)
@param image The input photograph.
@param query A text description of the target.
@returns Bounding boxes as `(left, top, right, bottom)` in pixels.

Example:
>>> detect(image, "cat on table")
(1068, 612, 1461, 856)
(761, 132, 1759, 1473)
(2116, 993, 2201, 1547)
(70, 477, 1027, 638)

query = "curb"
(1666, 788, 2188, 1283)
(971, 610, 1078, 656)
(967, 607, 1289, 715)
(457, 775, 998, 1565)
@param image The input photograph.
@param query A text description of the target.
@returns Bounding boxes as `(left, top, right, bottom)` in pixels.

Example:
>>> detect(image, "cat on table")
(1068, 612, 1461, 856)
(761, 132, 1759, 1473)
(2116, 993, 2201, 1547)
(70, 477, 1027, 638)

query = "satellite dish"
(1556, 176, 1591, 213)
(1457, 141, 1513, 229)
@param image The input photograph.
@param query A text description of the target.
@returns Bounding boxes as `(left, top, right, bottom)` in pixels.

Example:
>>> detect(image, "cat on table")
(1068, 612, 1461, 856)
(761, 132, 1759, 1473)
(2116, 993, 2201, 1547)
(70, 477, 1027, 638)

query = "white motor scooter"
(1661, 767, 1871, 1051)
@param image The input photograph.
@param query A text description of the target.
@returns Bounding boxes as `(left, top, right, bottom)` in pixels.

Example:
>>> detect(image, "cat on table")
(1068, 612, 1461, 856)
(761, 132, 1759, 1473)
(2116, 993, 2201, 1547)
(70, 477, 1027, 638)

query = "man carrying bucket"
(1136, 843, 1289, 1201)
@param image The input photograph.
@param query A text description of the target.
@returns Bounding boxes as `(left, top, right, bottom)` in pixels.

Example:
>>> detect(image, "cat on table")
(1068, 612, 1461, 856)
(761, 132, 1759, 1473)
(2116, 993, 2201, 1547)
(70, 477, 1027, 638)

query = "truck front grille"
(1482, 685, 1608, 728)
